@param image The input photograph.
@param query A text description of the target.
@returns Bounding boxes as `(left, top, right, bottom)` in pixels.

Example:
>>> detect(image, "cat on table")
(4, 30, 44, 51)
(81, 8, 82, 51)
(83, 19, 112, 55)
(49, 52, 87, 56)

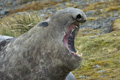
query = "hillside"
(0, 0, 120, 80)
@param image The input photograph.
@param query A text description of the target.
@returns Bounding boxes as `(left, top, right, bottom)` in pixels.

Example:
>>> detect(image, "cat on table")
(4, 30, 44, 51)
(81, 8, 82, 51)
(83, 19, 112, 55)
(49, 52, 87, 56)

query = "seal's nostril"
(76, 14, 82, 20)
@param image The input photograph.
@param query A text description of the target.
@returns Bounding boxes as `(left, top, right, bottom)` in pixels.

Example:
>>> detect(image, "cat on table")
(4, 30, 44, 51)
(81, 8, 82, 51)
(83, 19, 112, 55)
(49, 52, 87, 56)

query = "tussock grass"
(0, 12, 42, 37)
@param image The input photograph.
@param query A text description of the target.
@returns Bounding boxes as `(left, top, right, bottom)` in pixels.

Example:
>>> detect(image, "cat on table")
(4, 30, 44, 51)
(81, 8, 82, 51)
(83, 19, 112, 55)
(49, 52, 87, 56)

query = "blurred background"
(0, 0, 120, 80)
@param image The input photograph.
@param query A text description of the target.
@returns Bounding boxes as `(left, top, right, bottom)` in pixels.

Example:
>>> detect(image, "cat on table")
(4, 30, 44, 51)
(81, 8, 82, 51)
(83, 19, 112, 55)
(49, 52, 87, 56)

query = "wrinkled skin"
(0, 7, 87, 80)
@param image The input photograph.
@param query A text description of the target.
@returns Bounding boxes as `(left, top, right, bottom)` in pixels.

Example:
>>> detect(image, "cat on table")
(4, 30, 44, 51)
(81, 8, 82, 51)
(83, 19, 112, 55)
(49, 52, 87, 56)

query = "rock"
(37, 10, 43, 14)
(97, 70, 106, 73)
(92, 25, 102, 29)
(79, 75, 86, 79)
(48, 11, 53, 14)
(12, 1, 18, 6)
(0, 16, 3, 18)
(101, 75, 107, 77)
(100, 0, 105, 2)
(65, 3, 73, 7)
(0, 2, 3, 6)
(86, 10, 96, 15)
(101, 17, 116, 33)
(65, 72, 76, 80)
(80, 16, 117, 34)
(94, 0, 99, 2)
(0, 35, 13, 42)
(80, 20, 100, 29)
(95, 65, 100, 68)
(90, 36, 95, 39)
(99, 9, 103, 12)
(40, 14, 45, 17)
(0, 7, 2, 10)
(51, 8, 56, 12)
(74, 0, 80, 1)
(56, 0, 63, 1)
(16, 12, 24, 15)
(0, 9, 9, 15)
(114, 13, 118, 17)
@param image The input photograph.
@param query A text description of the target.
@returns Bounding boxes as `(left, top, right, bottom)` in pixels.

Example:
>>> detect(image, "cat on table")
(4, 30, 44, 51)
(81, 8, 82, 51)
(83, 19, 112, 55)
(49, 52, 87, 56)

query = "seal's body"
(0, 7, 87, 80)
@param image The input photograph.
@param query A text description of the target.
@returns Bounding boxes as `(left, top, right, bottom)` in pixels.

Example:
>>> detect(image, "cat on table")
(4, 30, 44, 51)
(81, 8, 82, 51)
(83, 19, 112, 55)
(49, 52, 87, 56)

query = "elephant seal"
(0, 7, 87, 80)
(0, 35, 76, 80)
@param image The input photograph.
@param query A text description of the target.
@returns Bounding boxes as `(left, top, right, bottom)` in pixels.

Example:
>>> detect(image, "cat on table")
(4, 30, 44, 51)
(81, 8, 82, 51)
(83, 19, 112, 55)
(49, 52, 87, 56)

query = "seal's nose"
(76, 14, 82, 20)
(76, 14, 87, 23)
(83, 20, 86, 22)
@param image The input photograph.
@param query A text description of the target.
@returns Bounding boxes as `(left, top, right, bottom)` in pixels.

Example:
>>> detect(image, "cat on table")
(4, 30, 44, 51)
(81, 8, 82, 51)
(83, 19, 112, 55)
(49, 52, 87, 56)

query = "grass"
(83, 0, 120, 19)
(83, 0, 120, 12)
(18, 0, 35, 4)
(73, 19, 120, 80)
(0, 12, 42, 37)
(12, 0, 69, 13)
(18, 0, 69, 5)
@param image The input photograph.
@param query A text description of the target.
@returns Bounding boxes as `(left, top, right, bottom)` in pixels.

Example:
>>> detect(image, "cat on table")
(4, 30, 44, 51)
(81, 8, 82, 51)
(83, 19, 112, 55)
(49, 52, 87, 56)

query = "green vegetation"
(83, 0, 120, 12)
(12, 0, 69, 13)
(73, 19, 120, 80)
(18, 0, 69, 5)
(0, 12, 42, 36)
(83, 0, 120, 19)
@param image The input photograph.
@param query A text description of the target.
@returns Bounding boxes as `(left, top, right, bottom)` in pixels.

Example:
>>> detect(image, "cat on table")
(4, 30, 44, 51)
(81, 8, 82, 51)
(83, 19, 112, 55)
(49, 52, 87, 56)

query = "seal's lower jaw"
(63, 24, 81, 58)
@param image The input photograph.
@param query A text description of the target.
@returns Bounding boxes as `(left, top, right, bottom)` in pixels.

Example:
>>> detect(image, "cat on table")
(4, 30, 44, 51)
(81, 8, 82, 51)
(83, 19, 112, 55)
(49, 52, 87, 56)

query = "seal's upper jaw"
(75, 14, 86, 23)
(63, 8, 87, 58)
(65, 7, 87, 23)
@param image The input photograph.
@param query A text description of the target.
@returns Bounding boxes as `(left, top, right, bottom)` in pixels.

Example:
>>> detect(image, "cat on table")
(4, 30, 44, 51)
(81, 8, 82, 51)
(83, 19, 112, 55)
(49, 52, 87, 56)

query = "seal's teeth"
(76, 51, 78, 55)
(75, 26, 78, 28)
(74, 51, 79, 55)
(71, 28, 74, 32)
(80, 53, 82, 57)
(74, 51, 82, 57)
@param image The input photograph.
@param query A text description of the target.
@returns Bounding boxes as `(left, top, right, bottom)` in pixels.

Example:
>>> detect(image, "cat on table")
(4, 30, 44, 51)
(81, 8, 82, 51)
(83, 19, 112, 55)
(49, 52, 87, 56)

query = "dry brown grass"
(83, 0, 120, 13)
(113, 19, 120, 31)
(73, 18, 120, 80)
(12, 0, 69, 13)
(83, 1, 109, 12)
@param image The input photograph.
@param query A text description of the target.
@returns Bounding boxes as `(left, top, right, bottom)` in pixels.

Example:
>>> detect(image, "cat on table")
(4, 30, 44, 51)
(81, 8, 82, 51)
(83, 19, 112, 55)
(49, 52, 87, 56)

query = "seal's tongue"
(63, 24, 82, 57)
(63, 24, 78, 54)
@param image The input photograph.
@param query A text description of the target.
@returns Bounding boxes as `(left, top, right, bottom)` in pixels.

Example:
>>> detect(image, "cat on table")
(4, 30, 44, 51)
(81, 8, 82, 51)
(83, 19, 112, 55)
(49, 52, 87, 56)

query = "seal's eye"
(76, 14, 82, 20)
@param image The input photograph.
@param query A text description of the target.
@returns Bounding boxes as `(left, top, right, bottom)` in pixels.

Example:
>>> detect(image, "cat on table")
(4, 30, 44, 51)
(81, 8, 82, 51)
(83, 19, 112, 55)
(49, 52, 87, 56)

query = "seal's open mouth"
(63, 24, 81, 57)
